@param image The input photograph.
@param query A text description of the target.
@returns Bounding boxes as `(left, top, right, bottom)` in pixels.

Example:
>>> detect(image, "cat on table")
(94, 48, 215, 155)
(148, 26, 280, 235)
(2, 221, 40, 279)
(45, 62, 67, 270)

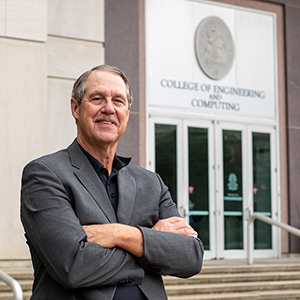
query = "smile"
(94, 117, 120, 126)
(99, 121, 114, 124)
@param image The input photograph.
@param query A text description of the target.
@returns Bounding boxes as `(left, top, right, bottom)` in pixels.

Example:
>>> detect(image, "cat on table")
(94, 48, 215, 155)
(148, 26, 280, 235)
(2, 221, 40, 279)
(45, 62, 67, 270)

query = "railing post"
(0, 269, 23, 300)
(247, 217, 254, 265)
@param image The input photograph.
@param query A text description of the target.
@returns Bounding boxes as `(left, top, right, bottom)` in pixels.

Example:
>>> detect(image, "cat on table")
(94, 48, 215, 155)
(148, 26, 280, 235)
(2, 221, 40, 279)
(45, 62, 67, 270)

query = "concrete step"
(5, 269, 34, 281)
(200, 263, 300, 274)
(0, 279, 32, 292)
(1, 260, 300, 299)
(0, 267, 33, 299)
(164, 271, 300, 285)
(168, 289, 300, 300)
(0, 291, 31, 300)
(165, 280, 300, 295)
(165, 262, 300, 299)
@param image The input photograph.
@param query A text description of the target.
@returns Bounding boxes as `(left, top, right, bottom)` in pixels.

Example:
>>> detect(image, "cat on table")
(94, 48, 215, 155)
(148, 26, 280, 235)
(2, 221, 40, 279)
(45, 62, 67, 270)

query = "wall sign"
(145, 0, 277, 119)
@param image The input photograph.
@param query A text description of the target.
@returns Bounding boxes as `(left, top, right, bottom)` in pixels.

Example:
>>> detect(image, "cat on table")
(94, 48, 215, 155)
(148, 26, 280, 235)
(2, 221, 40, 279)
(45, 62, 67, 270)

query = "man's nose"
(101, 100, 115, 114)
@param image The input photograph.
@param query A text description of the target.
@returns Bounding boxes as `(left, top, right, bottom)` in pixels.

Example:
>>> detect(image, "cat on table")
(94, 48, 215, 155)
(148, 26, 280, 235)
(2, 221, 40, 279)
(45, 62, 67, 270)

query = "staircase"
(0, 261, 33, 300)
(164, 260, 300, 300)
(1, 259, 300, 299)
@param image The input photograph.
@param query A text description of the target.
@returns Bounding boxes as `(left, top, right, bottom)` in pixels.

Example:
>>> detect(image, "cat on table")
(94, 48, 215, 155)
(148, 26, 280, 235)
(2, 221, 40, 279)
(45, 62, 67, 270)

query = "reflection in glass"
(223, 130, 243, 249)
(155, 124, 177, 203)
(253, 133, 272, 249)
(188, 127, 209, 250)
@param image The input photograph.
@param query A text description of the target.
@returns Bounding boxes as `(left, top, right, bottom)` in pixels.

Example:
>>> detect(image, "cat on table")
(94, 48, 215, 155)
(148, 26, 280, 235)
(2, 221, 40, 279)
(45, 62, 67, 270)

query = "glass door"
(149, 117, 216, 258)
(215, 122, 278, 259)
(148, 117, 279, 260)
(215, 123, 247, 259)
(183, 120, 216, 259)
(223, 129, 244, 250)
(252, 132, 272, 249)
(248, 125, 279, 259)
(148, 117, 185, 218)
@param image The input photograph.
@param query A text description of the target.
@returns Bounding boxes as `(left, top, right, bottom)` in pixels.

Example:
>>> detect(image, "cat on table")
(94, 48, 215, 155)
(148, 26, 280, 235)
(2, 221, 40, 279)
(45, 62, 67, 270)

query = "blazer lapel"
(67, 140, 117, 223)
(117, 168, 136, 224)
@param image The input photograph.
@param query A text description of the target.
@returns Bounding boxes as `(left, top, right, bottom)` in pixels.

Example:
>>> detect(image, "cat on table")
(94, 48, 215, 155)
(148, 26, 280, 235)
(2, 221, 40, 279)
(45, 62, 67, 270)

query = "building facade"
(0, 0, 299, 260)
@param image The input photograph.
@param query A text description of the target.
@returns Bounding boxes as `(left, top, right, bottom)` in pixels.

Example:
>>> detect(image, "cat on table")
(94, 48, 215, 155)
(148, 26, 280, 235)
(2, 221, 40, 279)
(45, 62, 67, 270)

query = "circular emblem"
(195, 16, 234, 80)
(227, 173, 238, 191)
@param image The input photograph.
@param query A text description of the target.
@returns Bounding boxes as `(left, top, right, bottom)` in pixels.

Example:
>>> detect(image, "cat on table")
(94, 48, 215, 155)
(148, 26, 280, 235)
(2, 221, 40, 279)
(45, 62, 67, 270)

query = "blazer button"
(147, 264, 161, 273)
(118, 278, 132, 285)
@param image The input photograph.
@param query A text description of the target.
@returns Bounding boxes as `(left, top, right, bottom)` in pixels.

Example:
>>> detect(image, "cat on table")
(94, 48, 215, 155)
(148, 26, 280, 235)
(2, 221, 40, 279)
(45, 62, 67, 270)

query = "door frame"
(215, 121, 248, 259)
(247, 124, 280, 259)
(183, 119, 216, 260)
(147, 115, 280, 260)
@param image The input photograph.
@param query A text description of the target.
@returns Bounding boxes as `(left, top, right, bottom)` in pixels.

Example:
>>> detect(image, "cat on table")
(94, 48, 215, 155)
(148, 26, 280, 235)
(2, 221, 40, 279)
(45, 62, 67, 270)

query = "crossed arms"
(21, 157, 203, 289)
(83, 217, 198, 257)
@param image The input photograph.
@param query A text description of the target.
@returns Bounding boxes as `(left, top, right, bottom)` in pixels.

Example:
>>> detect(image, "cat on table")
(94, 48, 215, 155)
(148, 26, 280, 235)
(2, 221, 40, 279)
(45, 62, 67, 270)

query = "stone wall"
(0, 0, 105, 259)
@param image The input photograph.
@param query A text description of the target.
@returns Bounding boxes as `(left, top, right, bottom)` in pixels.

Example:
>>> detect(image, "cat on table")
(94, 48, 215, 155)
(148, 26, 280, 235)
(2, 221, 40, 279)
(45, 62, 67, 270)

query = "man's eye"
(92, 97, 102, 102)
(114, 99, 125, 105)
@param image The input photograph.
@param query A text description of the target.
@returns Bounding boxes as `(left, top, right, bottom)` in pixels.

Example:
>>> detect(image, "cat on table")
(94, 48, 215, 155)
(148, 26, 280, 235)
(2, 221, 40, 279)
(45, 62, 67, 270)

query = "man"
(21, 65, 204, 300)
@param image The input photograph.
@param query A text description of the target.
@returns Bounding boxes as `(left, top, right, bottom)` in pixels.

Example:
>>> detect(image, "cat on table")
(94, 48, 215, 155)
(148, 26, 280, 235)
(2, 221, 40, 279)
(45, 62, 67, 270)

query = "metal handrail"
(0, 269, 23, 300)
(247, 212, 300, 265)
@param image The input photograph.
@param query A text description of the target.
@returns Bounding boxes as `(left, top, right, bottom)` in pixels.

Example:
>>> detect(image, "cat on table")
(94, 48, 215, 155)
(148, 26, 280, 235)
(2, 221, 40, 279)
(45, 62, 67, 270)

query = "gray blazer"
(21, 140, 204, 300)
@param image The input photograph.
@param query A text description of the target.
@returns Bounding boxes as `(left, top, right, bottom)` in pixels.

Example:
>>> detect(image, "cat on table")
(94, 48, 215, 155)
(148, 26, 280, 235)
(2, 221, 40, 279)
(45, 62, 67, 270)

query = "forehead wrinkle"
(87, 89, 106, 99)
(85, 71, 128, 102)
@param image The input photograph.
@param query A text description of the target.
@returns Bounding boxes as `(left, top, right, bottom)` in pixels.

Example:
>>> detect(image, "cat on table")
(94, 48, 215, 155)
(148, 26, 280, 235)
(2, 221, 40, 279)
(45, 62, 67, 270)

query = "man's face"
(71, 71, 130, 151)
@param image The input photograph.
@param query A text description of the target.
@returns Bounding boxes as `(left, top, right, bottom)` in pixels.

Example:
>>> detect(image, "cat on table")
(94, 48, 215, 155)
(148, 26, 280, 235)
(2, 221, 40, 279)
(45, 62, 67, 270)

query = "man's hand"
(83, 217, 197, 258)
(152, 217, 198, 238)
(83, 224, 119, 248)
(83, 223, 144, 257)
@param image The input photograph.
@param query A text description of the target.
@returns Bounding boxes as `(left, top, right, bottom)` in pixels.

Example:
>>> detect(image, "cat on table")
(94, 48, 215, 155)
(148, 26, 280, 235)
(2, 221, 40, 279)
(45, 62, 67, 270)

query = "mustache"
(93, 116, 120, 126)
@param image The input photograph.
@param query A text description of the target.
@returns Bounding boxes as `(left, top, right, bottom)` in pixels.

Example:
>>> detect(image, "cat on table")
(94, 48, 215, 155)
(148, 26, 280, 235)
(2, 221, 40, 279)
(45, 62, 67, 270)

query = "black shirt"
(81, 145, 130, 214)
(79, 142, 147, 300)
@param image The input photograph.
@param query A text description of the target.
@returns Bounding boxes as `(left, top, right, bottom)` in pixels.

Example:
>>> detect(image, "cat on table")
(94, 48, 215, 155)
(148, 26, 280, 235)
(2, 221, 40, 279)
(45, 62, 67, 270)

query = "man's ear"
(127, 108, 130, 122)
(71, 98, 79, 121)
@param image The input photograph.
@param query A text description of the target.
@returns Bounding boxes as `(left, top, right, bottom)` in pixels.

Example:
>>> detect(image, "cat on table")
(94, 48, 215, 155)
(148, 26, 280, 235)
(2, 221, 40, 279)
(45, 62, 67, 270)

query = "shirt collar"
(77, 140, 131, 174)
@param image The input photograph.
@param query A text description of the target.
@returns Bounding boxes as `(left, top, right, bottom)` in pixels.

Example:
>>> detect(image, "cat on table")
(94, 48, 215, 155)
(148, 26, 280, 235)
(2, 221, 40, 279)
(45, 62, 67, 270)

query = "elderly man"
(21, 65, 204, 300)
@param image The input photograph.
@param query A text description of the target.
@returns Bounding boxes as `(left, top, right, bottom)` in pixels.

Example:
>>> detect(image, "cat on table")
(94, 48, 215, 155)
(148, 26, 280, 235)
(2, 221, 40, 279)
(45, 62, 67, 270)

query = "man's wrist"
(116, 225, 144, 257)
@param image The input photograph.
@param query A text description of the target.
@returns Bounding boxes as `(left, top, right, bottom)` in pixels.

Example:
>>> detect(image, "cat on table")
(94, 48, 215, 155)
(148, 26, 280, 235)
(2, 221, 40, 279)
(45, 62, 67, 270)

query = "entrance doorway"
(148, 117, 279, 259)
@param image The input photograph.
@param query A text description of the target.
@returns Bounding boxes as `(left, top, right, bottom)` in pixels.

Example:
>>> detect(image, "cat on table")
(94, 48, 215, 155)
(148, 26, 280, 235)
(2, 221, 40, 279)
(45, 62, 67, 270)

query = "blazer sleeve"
(137, 174, 204, 278)
(21, 159, 145, 289)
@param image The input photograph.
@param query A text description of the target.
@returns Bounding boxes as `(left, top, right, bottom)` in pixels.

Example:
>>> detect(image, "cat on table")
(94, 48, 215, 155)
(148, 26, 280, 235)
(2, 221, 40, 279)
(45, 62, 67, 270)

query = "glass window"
(253, 132, 272, 249)
(155, 124, 177, 203)
(188, 127, 209, 250)
(223, 130, 243, 250)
